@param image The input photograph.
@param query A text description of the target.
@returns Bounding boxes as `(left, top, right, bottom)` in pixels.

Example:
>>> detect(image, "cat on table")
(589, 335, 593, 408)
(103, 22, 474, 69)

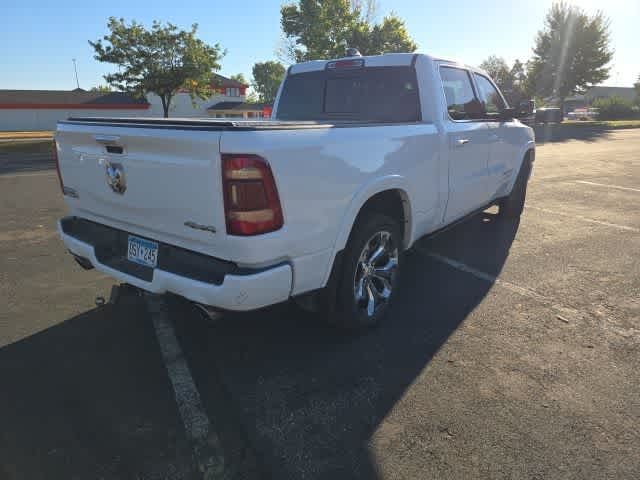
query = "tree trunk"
(558, 97, 565, 123)
(160, 95, 169, 118)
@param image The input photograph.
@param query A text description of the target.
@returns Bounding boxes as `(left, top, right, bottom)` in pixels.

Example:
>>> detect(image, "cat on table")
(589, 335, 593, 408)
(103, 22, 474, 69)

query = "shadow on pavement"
(0, 292, 194, 480)
(173, 212, 521, 479)
(533, 124, 613, 144)
(0, 153, 54, 175)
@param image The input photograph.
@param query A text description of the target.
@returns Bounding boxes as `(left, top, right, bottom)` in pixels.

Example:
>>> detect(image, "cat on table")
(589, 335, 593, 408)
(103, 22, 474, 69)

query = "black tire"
(331, 213, 402, 330)
(499, 156, 532, 219)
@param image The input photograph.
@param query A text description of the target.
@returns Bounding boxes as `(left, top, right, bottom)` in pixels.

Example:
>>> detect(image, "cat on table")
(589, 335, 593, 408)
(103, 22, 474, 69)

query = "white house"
(147, 73, 270, 119)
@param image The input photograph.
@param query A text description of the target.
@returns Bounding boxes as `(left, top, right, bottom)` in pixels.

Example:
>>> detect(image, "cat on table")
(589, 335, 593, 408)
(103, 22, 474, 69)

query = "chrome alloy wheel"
(353, 230, 399, 318)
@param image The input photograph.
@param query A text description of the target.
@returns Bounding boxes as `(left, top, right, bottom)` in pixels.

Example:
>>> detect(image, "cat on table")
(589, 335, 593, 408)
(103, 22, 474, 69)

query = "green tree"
(511, 59, 527, 85)
(592, 96, 637, 120)
(90, 85, 113, 93)
(634, 75, 640, 105)
(245, 90, 260, 104)
(479, 56, 512, 89)
(362, 13, 417, 56)
(230, 73, 248, 85)
(280, 0, 416, 63)
(251, 61, 286, 104)
(90, 17, 225, 117)
(479, 56, 528, 106)
(350, 0, 378, 24)
(526, 1, 613, 115)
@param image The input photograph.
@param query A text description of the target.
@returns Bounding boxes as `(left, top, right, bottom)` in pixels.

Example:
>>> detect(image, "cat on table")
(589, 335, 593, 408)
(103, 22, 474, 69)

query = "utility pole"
(72, 58, 80, 89)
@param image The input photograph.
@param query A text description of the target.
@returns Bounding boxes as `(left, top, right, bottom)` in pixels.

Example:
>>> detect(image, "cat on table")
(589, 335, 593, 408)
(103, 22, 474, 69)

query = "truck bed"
(61, 117, 339, 131)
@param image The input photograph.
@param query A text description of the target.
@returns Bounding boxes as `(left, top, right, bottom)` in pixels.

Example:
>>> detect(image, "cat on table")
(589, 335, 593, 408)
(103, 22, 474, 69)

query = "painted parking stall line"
(145, 294, 226, 478)
(426, 251, 640, 339)
(428, 252, 551, 304)
(527, 206, 639, 232)
(575, 180, 640, 193)
(426, 252, 583, 321)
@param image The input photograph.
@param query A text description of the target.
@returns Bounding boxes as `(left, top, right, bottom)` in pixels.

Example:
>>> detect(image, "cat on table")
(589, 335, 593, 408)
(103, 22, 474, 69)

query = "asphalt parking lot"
(1, 129, 638, 479)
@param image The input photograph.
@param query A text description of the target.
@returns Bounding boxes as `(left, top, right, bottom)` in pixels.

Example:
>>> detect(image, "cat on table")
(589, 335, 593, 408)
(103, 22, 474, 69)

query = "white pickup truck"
(55, 52, 535, 328)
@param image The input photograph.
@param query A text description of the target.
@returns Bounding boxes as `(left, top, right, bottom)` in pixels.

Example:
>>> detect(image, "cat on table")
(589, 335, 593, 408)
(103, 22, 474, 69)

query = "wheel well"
(321, 189, 410, 293)
(353, 189, 410, 248)
(523, 148, 535, 168)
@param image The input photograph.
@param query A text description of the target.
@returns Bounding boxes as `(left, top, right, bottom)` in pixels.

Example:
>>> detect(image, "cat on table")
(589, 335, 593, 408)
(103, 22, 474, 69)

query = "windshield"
(276, 66, 421, 123)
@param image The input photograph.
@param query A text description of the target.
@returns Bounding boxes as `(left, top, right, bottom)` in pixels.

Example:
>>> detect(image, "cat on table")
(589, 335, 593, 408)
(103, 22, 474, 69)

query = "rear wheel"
(332, 213, 402, 329)
(499, 155, 532, 219)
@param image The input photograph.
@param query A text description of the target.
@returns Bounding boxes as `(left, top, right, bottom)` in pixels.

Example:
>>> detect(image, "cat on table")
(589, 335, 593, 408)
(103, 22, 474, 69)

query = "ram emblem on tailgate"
(105, 160, 126, 194)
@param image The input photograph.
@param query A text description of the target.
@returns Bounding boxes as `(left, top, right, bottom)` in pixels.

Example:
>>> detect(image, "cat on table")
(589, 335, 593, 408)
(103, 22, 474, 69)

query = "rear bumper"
(57, 218, 292, 311)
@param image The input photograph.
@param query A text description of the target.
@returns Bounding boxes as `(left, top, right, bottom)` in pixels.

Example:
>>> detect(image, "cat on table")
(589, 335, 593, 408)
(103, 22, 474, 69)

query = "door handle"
(456, 138, 470, 147)
(93, 134, 121, 144)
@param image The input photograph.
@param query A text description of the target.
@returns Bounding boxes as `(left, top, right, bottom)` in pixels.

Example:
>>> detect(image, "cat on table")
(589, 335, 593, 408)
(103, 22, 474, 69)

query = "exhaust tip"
(72, 253, 94, 270)
(193, 303, 222, 321)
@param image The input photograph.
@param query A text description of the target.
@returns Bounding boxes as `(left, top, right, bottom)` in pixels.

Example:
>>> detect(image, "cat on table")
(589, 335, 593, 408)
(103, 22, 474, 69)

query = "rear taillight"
(222, 154, 284, 236)
(53, 139, 64, 194)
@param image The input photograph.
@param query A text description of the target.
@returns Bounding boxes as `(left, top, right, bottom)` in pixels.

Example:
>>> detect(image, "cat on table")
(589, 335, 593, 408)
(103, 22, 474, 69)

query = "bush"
(592, 96, 638, 120)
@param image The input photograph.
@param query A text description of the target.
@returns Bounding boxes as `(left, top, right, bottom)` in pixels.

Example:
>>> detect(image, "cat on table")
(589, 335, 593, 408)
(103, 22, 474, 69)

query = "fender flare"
(507, 140, 536, 193)
(320, 175, 413, 286)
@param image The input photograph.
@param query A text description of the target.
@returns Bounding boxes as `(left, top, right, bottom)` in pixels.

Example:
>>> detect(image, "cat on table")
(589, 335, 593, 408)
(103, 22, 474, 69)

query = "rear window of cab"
(277, 66, 421, 123)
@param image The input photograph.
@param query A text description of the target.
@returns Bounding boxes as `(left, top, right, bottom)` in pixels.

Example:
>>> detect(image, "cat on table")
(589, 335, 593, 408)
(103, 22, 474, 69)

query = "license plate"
(127, 235, 158, 268)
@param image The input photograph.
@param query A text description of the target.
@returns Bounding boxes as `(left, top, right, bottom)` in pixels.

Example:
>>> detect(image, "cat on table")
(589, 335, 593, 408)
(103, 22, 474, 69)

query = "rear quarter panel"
(220, 123, 441, 291)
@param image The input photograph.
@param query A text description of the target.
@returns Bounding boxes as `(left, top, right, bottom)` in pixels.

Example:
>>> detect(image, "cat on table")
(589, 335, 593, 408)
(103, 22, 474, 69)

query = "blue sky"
(1, 0, 637, 90)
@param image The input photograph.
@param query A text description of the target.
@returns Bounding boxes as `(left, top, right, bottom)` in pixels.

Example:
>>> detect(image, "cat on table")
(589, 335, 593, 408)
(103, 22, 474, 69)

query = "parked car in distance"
(55, 52, 535, 329)
(535, 107, 563, 124)
(567, 108, 599, 121)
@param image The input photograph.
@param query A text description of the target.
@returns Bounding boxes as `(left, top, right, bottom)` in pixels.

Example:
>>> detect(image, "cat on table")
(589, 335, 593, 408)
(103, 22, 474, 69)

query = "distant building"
(147, 73, 270, 119)
(565, 86, 637, 112)
(207, 101, 271, 119)
(0, 73, 271, 131)
(0, 89, 149, 131)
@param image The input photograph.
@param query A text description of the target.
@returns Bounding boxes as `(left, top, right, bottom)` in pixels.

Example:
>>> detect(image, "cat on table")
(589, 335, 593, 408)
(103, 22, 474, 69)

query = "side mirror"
(500, 107, 516, 120)
(517, 100, 535, 116)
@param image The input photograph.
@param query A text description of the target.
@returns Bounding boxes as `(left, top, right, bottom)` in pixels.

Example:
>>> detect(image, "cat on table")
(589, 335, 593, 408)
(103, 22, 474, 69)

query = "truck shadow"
(173, 211, 521, 479)
(0, 153, 55, 175)
(533, 124, 613, 144)
(0, 293, 195, 480)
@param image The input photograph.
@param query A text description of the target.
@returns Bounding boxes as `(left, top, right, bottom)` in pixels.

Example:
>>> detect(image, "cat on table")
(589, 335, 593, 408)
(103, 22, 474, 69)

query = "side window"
(439, 67, 483, 120)
(473, 74, 506, 114)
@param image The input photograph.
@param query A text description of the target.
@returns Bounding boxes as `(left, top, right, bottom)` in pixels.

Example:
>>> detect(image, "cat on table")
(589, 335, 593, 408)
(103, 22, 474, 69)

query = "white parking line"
(145, 294, 226, 478)
(427, 252, 640, 339)
(575, 180, 640, 193)
(426, 252, 582, 319)
(527, 206, 639, 232)
(429, 253, 549, 303)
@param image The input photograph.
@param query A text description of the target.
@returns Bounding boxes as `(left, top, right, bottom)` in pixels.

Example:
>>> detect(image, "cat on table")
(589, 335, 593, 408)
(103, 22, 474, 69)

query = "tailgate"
(55, 121, 225, 252)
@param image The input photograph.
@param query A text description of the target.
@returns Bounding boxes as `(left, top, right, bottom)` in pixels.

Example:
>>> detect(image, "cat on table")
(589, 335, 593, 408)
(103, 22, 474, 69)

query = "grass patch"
(0, 139, 53, 155)
(0, 131, 53, 140)
(561, 120, 640, 129)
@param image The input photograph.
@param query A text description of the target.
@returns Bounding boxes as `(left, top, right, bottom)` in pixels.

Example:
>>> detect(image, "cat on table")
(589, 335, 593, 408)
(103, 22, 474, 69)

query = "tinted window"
(276, 73, 324, 120)
(439, 67, 482, 120)
(277, 67, 420, 123)
(474, 74, 506, 114)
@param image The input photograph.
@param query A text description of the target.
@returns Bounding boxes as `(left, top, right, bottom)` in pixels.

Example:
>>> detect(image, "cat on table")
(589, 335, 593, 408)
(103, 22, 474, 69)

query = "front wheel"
(499, 156, 532, 219)
(333, 213, 402, 329)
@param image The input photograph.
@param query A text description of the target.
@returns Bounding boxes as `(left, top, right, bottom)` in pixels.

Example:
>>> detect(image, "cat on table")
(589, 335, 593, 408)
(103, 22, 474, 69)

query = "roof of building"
(207, 101, 270, 111)
(0, 89, 149, 108)
(212, 73, 247, 88)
